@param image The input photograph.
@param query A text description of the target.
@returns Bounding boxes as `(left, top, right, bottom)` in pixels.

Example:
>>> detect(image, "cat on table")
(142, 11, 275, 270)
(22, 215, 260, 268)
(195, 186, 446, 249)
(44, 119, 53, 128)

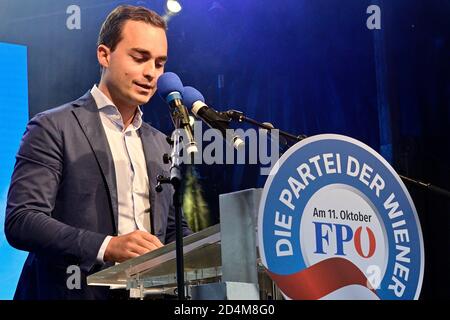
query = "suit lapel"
(139, 124, 162, 236)
(71, 92, 119, 234)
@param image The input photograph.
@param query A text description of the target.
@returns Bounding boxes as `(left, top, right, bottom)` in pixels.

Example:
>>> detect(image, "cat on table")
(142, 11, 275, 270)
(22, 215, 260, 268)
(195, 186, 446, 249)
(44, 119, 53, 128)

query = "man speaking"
(4, 5, 192, 300)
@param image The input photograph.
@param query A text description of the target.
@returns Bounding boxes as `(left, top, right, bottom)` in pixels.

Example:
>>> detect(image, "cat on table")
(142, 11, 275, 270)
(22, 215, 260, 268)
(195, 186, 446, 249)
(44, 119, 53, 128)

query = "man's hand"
(104, 230, 163, 263)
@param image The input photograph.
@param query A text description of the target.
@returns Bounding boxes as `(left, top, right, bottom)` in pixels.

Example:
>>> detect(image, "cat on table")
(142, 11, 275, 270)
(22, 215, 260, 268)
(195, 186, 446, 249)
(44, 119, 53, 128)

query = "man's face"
(98, 20, 168, 107)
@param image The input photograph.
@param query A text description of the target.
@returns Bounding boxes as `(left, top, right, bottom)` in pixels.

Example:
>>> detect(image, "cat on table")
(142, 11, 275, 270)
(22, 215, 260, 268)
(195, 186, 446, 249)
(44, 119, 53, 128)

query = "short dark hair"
(97, 5, 167, 52)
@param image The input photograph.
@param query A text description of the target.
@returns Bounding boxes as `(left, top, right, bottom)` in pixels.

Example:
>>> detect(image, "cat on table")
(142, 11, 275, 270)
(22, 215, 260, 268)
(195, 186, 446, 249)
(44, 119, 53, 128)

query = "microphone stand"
(225, 109, 450, 200)
(226, 109, 307, 143)
(155, 130, 185, 300)
(399, 174, 450, 200)
(156, 103, 196, 300)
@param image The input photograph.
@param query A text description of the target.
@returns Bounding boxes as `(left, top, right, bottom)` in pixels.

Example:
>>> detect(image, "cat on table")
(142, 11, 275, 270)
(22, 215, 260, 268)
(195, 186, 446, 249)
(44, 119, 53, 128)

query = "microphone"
(157, 73, 198, 155)
(183, 86, 245, 150)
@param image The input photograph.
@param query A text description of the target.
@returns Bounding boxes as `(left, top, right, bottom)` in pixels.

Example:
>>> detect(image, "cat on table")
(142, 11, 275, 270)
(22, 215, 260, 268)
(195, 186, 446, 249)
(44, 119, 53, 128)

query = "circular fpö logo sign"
(258, 134, 424, 300)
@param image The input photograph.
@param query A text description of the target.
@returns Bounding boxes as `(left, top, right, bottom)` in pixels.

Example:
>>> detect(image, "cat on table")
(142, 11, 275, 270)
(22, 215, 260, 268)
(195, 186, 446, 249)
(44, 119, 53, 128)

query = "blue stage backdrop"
(0, 42, 29, 299)
(0, 0, 448, 299)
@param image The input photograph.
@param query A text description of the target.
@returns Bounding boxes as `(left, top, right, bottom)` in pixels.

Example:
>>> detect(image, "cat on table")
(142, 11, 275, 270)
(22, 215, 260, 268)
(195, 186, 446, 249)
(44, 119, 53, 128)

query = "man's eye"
(131, 55, 145, 62)
(156, 61, 166, 68)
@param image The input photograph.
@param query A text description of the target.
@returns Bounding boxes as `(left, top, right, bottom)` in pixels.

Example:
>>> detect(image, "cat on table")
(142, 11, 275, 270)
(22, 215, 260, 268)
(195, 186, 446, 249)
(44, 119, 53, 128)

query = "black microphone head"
(157, 72, 184, 103)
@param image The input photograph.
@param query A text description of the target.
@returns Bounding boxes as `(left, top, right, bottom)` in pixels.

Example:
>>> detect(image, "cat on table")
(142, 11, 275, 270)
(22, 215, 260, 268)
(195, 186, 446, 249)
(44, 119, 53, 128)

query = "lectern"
(87, 188, 281, 300)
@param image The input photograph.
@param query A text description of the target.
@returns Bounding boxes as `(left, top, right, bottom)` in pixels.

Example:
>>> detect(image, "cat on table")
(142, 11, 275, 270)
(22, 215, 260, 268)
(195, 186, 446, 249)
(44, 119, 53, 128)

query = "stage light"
(166, 0, 182, 14)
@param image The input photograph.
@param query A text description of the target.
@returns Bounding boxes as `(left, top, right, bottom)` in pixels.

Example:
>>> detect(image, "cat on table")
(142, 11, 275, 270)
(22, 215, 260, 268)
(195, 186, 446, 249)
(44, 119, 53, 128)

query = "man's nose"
(144, 61, 158, 79)
(143, 62, 156, 80)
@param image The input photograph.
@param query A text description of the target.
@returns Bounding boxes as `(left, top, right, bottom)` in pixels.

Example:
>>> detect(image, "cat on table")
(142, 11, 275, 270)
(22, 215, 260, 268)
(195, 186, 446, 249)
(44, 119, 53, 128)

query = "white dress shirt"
(90, 85, 151, 263)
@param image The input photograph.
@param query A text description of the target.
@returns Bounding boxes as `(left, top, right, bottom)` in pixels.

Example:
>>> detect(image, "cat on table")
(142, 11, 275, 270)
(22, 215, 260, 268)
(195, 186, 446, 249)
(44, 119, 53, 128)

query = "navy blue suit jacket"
(5, 92, 192, 299)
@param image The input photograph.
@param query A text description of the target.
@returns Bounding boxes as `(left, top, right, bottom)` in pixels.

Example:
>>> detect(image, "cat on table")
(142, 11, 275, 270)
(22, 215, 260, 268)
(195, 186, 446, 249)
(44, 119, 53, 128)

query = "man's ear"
(97, 44, 111, 69)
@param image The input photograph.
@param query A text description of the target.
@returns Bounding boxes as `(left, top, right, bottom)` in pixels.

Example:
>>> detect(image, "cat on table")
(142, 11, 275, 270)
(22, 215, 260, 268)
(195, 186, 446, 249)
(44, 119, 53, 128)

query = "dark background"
(0, 0, 448, 299)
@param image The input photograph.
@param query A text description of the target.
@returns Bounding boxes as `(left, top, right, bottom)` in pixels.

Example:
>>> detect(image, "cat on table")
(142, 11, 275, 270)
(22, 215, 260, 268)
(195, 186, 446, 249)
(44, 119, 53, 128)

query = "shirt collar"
(90, 84, 143, 131)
